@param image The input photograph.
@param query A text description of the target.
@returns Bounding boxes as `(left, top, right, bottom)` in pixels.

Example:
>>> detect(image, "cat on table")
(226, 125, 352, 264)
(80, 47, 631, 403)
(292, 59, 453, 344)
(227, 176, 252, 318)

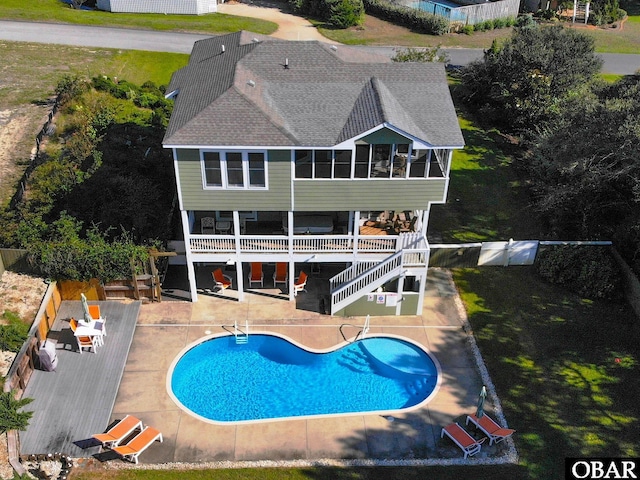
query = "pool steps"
(234, 320, 249, 344)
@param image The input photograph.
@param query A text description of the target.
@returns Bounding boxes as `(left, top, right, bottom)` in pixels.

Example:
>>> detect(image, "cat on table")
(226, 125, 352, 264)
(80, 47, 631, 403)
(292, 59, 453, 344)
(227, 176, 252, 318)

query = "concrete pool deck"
(102, 268, 515, 466)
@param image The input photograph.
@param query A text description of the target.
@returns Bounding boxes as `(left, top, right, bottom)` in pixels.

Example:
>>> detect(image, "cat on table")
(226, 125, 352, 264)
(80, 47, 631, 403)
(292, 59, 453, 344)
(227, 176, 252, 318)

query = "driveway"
(217, 0, 333, 42)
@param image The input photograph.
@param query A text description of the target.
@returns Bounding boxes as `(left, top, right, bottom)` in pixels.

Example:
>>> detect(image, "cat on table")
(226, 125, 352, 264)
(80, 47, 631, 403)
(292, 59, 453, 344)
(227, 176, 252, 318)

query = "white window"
(202, 151, 267, 189)
(295, 145, 430, 180)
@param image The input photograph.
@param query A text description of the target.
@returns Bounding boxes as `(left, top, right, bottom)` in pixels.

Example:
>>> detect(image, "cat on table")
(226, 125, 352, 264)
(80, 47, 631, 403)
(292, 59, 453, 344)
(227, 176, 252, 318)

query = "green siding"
(359, 128, 410, 145)
(176, 149, 291, 211)
(293, 179, 447, 211)
(336, 293, 419, 316)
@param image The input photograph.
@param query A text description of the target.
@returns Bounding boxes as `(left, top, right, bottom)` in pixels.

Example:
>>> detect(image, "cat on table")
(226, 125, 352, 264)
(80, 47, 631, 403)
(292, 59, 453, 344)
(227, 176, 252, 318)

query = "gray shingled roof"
(163, 32, 464, 148)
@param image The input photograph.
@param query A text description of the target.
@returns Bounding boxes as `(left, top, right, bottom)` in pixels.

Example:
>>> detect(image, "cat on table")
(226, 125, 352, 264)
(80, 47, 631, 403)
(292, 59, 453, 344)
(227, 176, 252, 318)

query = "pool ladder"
(234, 320, 249, 344)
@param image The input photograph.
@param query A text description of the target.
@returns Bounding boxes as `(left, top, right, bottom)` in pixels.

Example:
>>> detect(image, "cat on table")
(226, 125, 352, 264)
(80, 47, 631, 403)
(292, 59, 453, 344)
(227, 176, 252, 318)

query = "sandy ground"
(0, 272, 48, 479)
(218, 0, 335, 42)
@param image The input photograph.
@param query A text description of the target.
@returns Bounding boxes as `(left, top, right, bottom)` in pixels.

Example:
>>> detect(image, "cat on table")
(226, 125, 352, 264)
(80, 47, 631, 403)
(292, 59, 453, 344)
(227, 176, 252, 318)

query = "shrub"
(493, 17, 507, 28)
(27, 221, 151, 282)
(535, 245, 622, 300)
(462, 24, 474, 34)
(0, 311, 30, 352)
(55, 75, 88, 105)
(328, 0, 365, 27)
(363, 0, 450, 35)
(0, 391, 34, 434)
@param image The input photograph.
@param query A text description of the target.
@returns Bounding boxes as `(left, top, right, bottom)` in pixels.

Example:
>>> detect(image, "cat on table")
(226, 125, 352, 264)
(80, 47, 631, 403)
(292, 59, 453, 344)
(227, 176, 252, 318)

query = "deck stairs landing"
(330, 233, 428, 315)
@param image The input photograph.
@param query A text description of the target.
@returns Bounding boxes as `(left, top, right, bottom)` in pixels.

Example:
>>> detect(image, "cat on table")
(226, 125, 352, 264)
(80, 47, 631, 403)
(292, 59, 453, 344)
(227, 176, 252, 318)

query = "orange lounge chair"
(273, 262, 288, 288)
(212, 268, 232, 292)
(248, 262, 264, 287)
(441, 422, 485, 459)
(112, 426, 163, 464)
(293, 271, 307, 296)
(466, 413, 516, 445)
(92, 415, 144, 448)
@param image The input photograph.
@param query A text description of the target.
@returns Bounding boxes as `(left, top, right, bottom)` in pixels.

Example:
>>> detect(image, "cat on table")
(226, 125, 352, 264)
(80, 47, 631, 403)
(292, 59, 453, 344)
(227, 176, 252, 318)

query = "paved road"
(1, 20, 639, 74)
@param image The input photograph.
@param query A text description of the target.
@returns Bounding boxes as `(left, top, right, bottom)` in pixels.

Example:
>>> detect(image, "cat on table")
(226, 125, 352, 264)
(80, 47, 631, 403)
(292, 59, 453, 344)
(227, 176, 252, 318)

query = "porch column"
(395, 274, 405, 316)
(287, 211, 295, 302)
(233, 211, 244, 302)
(353, 210, 360, 261)
(182, 210, 198, 302)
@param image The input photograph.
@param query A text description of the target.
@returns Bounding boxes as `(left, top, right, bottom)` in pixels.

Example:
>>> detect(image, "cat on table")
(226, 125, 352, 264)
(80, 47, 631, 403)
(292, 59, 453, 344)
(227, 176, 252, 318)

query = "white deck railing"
(189, 234, 398, 254)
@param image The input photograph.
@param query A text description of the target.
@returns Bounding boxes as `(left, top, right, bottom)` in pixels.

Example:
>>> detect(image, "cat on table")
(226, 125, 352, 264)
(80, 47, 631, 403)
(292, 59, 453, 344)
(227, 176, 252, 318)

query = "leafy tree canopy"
(525, 74, 640, 272)
(459, 23, 602, 136)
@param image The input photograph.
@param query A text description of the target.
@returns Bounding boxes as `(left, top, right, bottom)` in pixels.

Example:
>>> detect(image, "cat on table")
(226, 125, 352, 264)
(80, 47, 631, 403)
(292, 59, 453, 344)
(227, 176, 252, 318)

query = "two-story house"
(163, 31, 464, 316)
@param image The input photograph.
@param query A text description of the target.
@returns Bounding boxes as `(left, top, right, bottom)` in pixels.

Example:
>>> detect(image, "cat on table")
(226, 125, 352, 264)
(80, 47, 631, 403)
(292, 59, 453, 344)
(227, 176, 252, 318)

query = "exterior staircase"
(329, 233, 429, 315)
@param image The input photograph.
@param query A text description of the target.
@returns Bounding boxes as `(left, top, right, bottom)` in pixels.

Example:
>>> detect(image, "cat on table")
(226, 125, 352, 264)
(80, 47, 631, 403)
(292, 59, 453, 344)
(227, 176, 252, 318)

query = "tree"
(459, 24, 602, 137)
(525, 75, 640, 271)
(0, 391, 33, 434)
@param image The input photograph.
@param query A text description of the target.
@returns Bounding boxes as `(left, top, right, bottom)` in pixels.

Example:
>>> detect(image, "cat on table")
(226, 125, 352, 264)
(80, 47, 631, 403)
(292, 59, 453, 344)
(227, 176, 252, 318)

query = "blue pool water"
(169, 334, 439, 423)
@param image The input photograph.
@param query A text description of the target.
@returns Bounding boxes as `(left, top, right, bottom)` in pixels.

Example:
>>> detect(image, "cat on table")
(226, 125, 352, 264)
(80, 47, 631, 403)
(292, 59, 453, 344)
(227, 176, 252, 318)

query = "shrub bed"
(363, 0, 450, 34)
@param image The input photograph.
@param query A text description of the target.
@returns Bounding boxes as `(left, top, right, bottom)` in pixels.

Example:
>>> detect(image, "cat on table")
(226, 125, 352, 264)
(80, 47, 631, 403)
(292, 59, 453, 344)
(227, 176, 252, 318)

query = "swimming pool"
(168, 333, 440, 423)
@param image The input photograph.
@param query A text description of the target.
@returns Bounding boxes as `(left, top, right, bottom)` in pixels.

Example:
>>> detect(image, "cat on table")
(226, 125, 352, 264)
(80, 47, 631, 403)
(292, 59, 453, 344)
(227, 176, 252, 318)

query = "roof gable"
(163, 32, 464, 148)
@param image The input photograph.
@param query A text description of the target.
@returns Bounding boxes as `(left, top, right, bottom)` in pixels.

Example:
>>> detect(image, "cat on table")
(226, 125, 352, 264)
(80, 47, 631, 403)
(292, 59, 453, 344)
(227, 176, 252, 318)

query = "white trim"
(172, 148, 185, 211)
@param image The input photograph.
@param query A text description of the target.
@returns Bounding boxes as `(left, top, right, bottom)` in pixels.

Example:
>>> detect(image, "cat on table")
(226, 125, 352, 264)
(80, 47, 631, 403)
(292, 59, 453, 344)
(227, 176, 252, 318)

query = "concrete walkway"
(102, 269, 514, 465)
(217, 0, 334, 42)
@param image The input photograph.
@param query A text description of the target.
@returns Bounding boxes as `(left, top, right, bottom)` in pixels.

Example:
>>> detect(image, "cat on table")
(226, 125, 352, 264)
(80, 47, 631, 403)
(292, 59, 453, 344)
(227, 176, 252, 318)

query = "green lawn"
(0, 0, 277, 34)
(455, 267, 639, 479)
(1, 0, 640, 53)
(70, 465, 529, 480)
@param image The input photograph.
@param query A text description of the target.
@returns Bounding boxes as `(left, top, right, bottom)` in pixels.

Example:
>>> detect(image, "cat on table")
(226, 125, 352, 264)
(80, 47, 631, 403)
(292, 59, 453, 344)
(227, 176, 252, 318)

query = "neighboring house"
(96, 0, 219, 15)
(396, 0, 520, 27)
(162, 31, 464, 316)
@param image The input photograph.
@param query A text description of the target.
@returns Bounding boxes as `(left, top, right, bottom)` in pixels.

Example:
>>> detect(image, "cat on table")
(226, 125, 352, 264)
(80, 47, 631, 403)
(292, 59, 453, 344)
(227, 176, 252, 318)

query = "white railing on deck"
(189, 234, 399, 255)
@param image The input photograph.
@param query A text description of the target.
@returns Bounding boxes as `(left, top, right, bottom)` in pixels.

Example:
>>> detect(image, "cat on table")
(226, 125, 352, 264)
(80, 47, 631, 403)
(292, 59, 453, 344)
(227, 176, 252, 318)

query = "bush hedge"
(363, 0, 450, 35)
(535, 245, 622, 300)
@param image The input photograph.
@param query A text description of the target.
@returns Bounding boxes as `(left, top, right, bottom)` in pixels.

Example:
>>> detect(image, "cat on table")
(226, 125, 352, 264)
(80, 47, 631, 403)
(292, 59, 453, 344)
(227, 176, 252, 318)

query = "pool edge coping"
(165, 330, 443, 426)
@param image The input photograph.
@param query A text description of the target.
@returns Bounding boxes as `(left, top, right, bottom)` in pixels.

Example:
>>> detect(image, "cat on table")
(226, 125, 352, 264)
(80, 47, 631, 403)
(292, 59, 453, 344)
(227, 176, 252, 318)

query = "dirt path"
(217, 0, 336, 42)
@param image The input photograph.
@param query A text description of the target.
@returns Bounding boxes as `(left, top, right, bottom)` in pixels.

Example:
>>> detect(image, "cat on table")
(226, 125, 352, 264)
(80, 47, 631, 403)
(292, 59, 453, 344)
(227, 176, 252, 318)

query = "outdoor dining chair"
(69, 318, 100, 354)
(293, 271, 308, 296)
(212, 268, 232, 292)
(273, 262, 288, 288)
(248, 262, 264, 287)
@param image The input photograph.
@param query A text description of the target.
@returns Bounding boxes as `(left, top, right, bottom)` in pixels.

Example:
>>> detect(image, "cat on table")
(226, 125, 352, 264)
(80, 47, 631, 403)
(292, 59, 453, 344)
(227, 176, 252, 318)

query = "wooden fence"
(0, 248, 31, 277)
(3, 281, 61, 397)
(396, 0, 519, 27)
(9, 97, 60, 210)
